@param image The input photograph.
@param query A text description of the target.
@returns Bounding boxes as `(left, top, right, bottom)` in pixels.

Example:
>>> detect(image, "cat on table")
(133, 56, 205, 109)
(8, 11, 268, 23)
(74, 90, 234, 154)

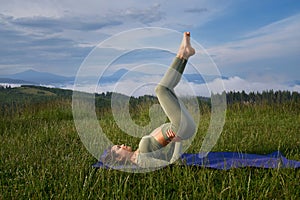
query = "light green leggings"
(155, 57, 196, 141)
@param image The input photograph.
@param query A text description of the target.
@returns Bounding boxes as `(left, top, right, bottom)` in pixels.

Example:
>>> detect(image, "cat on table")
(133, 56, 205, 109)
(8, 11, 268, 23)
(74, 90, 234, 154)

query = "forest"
(1, 85, 299, 108)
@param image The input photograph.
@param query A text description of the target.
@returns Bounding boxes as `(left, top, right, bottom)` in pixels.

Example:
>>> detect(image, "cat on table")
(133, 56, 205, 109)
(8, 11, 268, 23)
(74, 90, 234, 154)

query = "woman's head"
(101, 144, 134, 166)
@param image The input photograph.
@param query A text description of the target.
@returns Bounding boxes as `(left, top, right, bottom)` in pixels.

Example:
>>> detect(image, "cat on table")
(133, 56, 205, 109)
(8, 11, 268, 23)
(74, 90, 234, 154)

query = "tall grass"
(1, 98, 299, 199)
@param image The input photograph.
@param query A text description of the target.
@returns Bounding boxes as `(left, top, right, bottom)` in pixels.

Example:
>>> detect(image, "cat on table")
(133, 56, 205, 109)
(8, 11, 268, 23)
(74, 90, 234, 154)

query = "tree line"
(224, 90, 300, 105)
(1, 85, 300, 112)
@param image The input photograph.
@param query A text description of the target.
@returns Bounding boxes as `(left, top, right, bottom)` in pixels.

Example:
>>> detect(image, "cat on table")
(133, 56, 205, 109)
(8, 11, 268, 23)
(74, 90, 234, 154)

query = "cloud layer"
(209, 14, 300, 81)
(64, 75, 300, 98)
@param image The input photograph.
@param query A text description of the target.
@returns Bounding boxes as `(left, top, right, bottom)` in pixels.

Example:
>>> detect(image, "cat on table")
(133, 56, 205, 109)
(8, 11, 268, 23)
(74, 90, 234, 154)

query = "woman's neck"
(130, 150, 139, 164)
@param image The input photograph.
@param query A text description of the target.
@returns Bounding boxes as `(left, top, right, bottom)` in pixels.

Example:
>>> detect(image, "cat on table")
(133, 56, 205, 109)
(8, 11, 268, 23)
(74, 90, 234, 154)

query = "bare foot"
(176, 32, 195, 60)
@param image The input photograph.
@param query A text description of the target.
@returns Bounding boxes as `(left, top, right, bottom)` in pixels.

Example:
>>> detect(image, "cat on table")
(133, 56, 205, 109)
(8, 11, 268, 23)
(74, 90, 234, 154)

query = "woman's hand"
(166, 129, 176, 139)
(166, 129, 182, 142)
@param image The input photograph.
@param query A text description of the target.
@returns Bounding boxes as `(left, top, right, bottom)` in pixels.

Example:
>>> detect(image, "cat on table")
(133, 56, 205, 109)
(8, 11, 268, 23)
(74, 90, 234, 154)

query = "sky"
(0, 0, 300, 95)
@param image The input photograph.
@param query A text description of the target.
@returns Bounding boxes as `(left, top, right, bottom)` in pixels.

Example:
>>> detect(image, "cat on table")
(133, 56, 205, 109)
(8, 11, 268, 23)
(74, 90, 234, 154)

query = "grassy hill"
(0, 85, 299, 199)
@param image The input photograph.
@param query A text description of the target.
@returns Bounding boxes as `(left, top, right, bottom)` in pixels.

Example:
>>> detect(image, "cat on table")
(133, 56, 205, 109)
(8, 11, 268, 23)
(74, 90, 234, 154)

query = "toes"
(184, 32, 190, 37)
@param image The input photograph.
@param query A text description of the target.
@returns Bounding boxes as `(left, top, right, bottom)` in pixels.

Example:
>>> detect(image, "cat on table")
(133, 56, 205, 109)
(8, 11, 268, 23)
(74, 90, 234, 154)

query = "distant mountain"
(0, 70, 74, 85)
(13, 70, 74, 84)
(286, 80, 300, 87)
(0, 77, 36, 84)
(99, 68, 228, 84)
(0, 68, 230, 86)
(183, 74, 228, 84)
(98, 68, 148, 83)
(99, 68, 130, 83)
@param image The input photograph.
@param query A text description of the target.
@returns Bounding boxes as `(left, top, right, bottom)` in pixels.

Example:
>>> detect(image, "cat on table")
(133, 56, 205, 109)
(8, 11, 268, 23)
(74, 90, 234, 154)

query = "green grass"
(1, 94, 300, 199)
(17, 87, 57, 96)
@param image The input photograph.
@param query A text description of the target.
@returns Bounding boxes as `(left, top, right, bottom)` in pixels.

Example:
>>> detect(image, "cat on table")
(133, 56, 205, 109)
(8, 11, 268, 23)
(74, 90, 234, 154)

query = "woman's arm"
(166, 129, 183, 163)
(166, 129, 182, 142)
(170, 141, 182, 163)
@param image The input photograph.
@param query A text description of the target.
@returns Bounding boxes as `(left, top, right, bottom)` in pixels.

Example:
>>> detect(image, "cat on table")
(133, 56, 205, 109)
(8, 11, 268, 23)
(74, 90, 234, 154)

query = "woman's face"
(111, 144, 133, 161)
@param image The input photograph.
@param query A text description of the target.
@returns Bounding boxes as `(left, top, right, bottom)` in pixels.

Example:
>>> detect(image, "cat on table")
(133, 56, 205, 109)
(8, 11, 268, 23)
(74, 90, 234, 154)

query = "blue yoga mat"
(92, 151, 300, 170)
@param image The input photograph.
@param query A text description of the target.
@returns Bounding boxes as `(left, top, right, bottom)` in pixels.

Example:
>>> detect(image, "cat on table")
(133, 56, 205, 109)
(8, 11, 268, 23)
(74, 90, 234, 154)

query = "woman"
(101, 32, 196, 168)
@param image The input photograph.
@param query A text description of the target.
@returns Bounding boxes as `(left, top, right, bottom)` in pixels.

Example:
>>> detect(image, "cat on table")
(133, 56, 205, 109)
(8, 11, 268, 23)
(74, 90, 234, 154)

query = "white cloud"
(0, 0, 64, 18)
(0, 0, 228, 32)
(0, 0, 231, 77)
(67, 74, 300, 98)
(213, 14, 300, 62)
(209, 13, 300, 80)
(226, 76, 300, 93)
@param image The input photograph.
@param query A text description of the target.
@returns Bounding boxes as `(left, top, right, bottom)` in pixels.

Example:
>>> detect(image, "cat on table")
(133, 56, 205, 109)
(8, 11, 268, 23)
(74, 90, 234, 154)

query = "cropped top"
(138, 135, 162, 153)
(138, 123, 176, 153)
(137, 123, 177, 166)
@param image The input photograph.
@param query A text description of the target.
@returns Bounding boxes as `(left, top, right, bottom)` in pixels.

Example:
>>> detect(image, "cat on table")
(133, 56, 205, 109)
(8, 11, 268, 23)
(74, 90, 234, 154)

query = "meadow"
(0, 86, 300, 199)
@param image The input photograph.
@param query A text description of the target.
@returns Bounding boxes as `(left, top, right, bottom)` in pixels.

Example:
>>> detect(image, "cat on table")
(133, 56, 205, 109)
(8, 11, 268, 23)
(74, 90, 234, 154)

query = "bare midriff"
(151, 127, 173, 147)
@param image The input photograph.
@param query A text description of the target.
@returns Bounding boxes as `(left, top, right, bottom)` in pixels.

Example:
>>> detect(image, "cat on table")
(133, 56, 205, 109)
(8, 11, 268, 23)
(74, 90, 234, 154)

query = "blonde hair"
(100, 146, 130, 166)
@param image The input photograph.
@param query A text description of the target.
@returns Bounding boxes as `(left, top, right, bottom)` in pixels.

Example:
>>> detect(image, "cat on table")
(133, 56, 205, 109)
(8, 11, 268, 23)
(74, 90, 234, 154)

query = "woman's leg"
(155, 32, 196, 140)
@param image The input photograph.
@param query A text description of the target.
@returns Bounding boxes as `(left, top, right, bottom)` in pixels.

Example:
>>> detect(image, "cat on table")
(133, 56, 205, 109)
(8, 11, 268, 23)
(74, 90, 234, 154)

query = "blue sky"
(0, 0, 300, 94)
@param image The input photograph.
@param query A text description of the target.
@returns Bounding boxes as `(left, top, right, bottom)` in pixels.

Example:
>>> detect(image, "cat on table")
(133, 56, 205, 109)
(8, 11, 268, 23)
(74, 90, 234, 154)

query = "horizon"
(1, 67, 299, 98)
